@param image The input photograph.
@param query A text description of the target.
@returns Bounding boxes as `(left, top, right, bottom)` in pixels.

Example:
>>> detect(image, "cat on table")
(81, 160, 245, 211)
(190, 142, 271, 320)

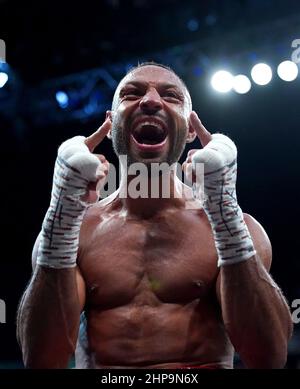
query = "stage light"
(251, 63, 272, 85)
(211, 70, 233, 93)
(233, 74, 251, 94)
(55, 91, 69, 108)
(277, 60, 298, 82)
(0, 72, 8, 88)
(187, 18, 199, 32)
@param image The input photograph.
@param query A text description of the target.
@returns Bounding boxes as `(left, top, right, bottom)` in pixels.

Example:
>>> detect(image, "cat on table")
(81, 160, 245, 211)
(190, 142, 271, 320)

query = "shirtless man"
(17, 63, 293, 369)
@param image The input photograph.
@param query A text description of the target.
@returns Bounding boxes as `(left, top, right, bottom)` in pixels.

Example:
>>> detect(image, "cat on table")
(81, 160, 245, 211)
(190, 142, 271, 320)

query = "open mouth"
(131, 122, 168, 145)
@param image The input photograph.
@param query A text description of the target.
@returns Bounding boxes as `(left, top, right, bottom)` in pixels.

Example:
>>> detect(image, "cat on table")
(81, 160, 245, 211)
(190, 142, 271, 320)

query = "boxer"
(17, 63, 293, 368)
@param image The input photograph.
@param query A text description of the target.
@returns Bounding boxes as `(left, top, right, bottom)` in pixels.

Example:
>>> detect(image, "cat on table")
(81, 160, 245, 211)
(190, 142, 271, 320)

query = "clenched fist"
(183, 112, 256, 267)
(37, 118, 111, 269)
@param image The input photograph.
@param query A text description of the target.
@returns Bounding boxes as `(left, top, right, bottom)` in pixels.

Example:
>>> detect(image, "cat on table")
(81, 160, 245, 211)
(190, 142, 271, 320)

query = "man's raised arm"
(17, 119, 111, 368)
(185, 111, 293, 368)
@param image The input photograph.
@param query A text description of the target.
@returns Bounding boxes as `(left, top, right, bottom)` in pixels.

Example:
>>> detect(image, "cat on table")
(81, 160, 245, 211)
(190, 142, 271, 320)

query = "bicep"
(31, 232, 86, 311)
(215, 213, 273, 304)
(75, 267, 86, 311)
(243, 213, 272, 271)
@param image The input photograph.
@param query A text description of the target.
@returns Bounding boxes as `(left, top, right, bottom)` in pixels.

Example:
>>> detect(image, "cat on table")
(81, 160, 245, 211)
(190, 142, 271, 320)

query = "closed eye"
(120, 89, 143, 99)
(163, 90, 183, 102)
(165, 91, 177, 97)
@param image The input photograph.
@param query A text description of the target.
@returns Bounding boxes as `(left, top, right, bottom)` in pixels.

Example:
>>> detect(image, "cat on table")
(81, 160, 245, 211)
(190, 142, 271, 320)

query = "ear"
(106, 110, 113, 140)
(186, 118, 197, 144)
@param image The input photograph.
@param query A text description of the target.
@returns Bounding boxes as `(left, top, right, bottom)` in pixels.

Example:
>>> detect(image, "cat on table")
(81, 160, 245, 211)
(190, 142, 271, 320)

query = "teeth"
(134, 121, 164, 133)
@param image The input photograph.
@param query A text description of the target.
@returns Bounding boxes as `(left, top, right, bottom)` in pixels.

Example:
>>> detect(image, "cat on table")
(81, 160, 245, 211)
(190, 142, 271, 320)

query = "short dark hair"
(112, 61, 192, 111)
(126, 61, 174, 74)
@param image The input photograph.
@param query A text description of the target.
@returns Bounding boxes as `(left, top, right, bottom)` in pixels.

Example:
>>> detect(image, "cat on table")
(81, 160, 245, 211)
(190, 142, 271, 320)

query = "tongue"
(142, 138, 161, 145)
(134, 125, 165, 145)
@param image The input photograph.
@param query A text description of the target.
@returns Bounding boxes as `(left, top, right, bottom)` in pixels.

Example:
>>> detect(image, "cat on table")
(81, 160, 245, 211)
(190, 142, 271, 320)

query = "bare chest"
(78, 208, 219, 309)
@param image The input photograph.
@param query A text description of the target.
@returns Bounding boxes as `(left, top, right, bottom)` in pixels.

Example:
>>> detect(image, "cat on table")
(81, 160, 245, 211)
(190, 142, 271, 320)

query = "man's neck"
(118, 164, 185, 219)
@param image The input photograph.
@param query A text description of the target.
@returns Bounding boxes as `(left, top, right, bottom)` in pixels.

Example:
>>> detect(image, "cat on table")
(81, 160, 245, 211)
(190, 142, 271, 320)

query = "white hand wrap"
(37, 136, 101, 269)
(192, 134, 256, 267)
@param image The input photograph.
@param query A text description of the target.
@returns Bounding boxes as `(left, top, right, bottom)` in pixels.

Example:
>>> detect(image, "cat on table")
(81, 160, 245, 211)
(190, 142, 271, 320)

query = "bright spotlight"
(211, 70, 234, 93)
(55, 91, 69, 108)
(233, 74, 251, 94)
(0, 72, 8, 88)
(277, 60, 298, 82)
(251, 63, 272, 85)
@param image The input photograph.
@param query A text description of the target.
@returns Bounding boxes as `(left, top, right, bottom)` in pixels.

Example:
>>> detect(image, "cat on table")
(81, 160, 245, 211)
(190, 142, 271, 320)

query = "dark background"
(0, 0, 299, 368)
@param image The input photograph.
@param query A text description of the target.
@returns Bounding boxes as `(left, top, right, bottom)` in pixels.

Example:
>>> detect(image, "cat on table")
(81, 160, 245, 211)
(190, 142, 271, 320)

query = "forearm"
(190, 132, 293, 368)
(220, 256, 293, 368)
(17, 131, 108, 368)
(17, 266, 81, 368)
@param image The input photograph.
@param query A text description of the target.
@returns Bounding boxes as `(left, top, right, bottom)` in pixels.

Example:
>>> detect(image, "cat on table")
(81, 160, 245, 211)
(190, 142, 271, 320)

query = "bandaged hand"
(184, 112, 256, 267)
(37, 118, 111, 269)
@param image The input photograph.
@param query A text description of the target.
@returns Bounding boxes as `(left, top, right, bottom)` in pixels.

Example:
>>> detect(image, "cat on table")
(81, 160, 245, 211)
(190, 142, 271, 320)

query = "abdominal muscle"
(75, 196, 235, 369)
(75, 298, 234, 369)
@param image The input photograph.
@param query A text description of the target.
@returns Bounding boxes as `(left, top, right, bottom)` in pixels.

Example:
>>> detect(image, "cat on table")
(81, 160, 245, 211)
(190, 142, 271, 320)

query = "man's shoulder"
(83, 190, 120, 218)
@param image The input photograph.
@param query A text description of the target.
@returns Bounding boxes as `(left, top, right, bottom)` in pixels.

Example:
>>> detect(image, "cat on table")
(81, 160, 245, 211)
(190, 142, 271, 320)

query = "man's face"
(110, 65, 192, 166)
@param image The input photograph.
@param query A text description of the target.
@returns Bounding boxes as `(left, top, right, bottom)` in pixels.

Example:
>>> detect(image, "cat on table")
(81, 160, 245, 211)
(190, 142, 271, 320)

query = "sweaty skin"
(18, 65, 292, 369)
(75, 191, 273, 369)
(76, 194, 230, 368)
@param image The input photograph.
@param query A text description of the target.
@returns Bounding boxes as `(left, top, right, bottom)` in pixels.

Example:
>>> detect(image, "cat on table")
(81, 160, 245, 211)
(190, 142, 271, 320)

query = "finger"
(189, 111, 212, 148)
(94, 154, 110, 175)
(86, 190, 99, 204)
(81, 184, 99, 203)
(182, 161, 194, 183)
(187, 149, 198, 158)
(103, 160, 110, 173)
(96, 159, 109, 176)
(94, 154, 107, 164)
(184, 150, 197, 166)
(182, 161, 189, 177)
(85, 118, 111, 152)
(95, 172, 107, 182)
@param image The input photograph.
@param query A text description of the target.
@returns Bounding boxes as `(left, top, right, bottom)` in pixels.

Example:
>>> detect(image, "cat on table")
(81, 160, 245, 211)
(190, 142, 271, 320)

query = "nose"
(139, 87, 163, 113)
